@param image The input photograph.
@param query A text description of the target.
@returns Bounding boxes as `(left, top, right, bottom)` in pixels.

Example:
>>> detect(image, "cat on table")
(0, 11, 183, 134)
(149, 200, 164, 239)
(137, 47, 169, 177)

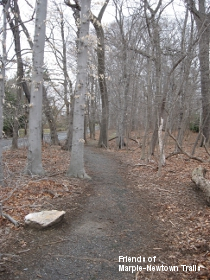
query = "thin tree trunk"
(89, 76, 96, 139)
(141, 95, 149, 160)
(117, 38, 130, 149)
(64, 1, 81, 150)
(150, 21, 162, 155)
(4, 1, 31, 150)
(175, 9, 194, 152)
(62, 95, 74, 150)
(90, 1, 110, 148)
(186, 0, 210, 144)
(43, 86, 60, 145)
(158, 118, 165, 166)
(55, 2, 71, 117)
(0, 3, 7, 185)
(7, 1, 23, 149)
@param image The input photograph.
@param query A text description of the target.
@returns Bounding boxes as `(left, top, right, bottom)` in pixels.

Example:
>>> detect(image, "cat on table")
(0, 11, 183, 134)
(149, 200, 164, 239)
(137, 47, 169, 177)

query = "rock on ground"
(25, 210, 66, 229)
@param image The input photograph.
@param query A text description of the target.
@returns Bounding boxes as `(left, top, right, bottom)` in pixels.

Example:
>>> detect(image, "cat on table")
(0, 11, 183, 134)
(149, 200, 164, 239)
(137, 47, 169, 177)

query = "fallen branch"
(166, 151, 181, 159)
(167, 131, 203, 162)
(2, 213, 19, 227)
(0, 203, 19, 227)
(192, 166, 210, 205)
(108, 136, 139, 144)
(108, 136, 118, 141)
(133, 164, 154, 168)
(128, 137, 139, 144)
(0, 253, 19, 259)
(1, 184, 21, 203)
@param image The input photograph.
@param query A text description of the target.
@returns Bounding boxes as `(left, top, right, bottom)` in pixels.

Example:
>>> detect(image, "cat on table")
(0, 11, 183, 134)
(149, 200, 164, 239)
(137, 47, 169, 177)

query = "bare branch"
(167, 130, 203, 162)
(130, 47, 154, 60)
(24, 0, 33, 9)
(64, 0, 81, 11)
(98, 0, 110, 22)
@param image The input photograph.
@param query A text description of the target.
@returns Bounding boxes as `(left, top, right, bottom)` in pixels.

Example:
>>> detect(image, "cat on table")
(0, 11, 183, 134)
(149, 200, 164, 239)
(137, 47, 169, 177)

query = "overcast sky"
(2, 0, 186, 79)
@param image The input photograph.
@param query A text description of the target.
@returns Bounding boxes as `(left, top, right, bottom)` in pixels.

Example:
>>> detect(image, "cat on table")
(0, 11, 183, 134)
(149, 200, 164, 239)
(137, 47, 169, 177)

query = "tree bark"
(43, 86, 60, 145)
(25, 0, 48, 175)
(6, 1, 24, 149)
(10, 0, 60, 152)
(62, 95, 74, 150)
(186, 0, 210, 145)
(0, 3, 9, 185)
(0, 74, 4, 185)
(90, 1, 110, 148)
(150, 20, 163, 156)
(64, 0, 81, 151)
(88, 76, 96, 139)
(158, 117, 165, 166)
(192, 166, 210, 205)
(67, 0, 91, 179)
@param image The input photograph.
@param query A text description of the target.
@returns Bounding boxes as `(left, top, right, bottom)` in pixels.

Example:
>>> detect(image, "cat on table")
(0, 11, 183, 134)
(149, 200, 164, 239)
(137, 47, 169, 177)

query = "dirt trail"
(2, 146, 169, 280)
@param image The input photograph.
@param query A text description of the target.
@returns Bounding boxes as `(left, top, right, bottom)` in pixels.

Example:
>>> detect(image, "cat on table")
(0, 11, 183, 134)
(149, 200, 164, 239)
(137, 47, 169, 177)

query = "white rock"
(24, 210, 66, 229)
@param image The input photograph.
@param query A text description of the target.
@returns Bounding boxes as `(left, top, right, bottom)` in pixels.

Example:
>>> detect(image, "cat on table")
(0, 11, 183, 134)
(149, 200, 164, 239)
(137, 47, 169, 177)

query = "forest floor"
(0, 131, 210, 279)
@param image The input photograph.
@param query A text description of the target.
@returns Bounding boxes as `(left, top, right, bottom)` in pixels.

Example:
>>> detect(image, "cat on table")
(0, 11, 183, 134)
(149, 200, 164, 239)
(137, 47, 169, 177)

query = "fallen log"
(192, 166, 210, 205)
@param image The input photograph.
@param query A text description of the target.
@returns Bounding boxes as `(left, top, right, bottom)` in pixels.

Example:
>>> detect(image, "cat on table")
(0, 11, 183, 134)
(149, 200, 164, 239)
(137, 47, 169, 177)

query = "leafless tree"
(25, 0, 48, 175)
(185, 0, 210, 145)
(67, 0, 91, 178)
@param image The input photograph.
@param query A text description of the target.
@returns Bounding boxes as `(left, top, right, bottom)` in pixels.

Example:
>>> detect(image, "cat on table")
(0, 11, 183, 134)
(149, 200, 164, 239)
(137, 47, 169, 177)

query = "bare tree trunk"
(0, 73, 5, 185)
(43, 86, 60, 145)
(114, 0, 133, 149)
(90, 2, 110, 147)
(2, 1, 32, 150)
(53, 2, 72, 118)
(186, 0, 210, 144)
(141, 56, 152, 160)
(60, 8, 70, 118)
(199, 26, 210, 145)
(84, 112, 87, 143)
(62, 95, 74, 150)
(25, 0, 48, 175)
(118, 78, 130, 149)
(141, 0, 163, 156)
(0, 74, 4, 185)
(67, 0, 91, 179)
(141, 95, 149, 161)
(174, 8, 194, 152)
(150, 21, 162, 155)
(64, 1, 81, 150)
(192, 166, 210, 205)
(0, 3, 7, 185)
(118, 43, 130, 149)
(89, 77, 96, 139)
(158, 118, 165, 166)
(6, 1, 24, 149)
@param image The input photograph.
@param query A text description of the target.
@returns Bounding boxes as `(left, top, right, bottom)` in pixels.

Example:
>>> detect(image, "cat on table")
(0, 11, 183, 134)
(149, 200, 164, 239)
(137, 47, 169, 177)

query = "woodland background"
(0, 1, 210, 279)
